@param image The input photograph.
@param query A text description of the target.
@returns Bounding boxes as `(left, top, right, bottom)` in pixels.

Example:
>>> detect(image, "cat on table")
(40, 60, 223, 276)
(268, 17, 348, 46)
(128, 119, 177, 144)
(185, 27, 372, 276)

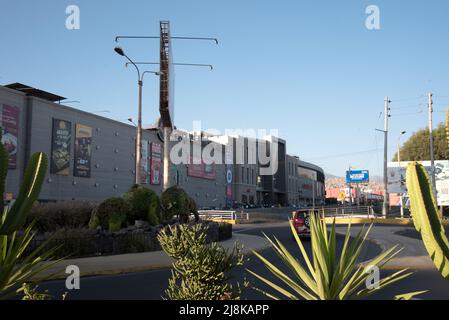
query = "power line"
(304, 148, 383, 161)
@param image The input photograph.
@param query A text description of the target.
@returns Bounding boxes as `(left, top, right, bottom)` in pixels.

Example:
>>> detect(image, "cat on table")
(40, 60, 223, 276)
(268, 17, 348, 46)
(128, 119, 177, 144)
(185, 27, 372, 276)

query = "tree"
(392, 123, 449, 162)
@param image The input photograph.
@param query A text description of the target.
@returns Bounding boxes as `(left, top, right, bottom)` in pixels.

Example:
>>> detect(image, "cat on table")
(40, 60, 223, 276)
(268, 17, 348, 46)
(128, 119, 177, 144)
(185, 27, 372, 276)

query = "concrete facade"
(1, 83, 325, 208)
(1, 85, 164, 202)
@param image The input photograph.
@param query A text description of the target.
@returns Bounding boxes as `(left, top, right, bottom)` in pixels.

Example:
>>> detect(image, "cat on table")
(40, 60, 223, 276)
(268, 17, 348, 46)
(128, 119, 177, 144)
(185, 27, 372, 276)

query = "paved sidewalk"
(38, 233, 270, 280)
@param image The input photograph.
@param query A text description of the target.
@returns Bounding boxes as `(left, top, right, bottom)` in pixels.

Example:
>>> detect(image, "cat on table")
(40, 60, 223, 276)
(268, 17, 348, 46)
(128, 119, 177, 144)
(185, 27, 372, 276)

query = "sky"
(1, 0, 449, 177)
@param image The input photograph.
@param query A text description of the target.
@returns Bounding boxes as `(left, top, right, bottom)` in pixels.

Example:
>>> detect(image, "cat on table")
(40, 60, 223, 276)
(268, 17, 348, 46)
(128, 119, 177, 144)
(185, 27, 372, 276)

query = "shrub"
(248, 214, 415, 300)
(96, 197, 130, 230)
(108, 212, 125, 232)
(218, 223, 233, 241)
(147, 205, 159, 226)
(158, 223, 243, 300)
(88, 213, 100, 230)
(27, 201, 97, 233)
(160, 186, 189, 223)
(123, 186, 160, 224)
(187, 196, 199, 222)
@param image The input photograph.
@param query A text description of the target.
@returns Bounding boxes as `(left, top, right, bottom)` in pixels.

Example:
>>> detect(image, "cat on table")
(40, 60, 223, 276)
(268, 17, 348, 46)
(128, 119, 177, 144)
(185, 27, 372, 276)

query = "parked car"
(292, 209, 318, 239)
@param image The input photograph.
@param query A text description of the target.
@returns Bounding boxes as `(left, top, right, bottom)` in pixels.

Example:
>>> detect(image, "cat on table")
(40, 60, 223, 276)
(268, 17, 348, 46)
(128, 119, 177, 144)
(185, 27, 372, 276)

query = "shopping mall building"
(1, 83, 325, 208)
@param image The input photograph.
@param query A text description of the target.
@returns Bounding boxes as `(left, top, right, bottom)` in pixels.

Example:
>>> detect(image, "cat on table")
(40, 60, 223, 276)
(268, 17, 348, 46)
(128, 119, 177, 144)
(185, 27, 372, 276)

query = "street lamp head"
(114, 47, 125, 56)
(127, 117, 133, 123)
(401, 131, 407, 135)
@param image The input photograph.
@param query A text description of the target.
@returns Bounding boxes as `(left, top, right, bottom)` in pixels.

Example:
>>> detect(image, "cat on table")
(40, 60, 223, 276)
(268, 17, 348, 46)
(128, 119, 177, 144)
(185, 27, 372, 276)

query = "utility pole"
(347, 166, 352, 205)
(429, 92, 437, 196)
(382, 97, 390, 217)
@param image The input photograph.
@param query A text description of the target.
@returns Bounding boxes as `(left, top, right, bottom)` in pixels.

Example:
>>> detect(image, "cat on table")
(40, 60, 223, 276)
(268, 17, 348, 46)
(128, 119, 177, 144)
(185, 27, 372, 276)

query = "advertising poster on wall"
(150, 143, 162, 185)
(50, 119, 71, 175)
(141, 140, 149, 184)
(187, 156, 216, 180)
(298, 167, 317, 181)
(1, 104, 19, 169)
(74, 124, 92, 178)
(388, 160, 449, 206)
(226, 164, 233, 207)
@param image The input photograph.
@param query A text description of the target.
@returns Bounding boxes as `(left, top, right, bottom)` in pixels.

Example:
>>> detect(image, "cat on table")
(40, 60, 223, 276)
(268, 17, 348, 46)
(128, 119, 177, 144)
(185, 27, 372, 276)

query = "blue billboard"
(346, 170, 369, 183)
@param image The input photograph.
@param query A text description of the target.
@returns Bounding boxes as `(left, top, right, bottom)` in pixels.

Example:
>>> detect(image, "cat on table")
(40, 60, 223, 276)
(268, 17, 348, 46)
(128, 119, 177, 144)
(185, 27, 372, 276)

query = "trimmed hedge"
(27, 201, 97, 233)
(95, 197, 130, 231)
(160, 186, 198, 223)
(123, 185, 161, 225)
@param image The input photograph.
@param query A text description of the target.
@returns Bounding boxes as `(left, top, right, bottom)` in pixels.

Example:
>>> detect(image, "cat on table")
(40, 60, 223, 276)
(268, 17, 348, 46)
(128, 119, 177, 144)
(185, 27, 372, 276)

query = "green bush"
(218, 223, 233, 241)
(158, 223, 243, 300)
(27, 201, 97, 233)
(147, 205, 159, 226)
(108, 212, 125, 232)
(160, 186, 191, 223)
(123, 186, 160, 224)
(187, 196, 199, 222)
(88, 213, 100, 230)
(96, 197, 130, 230)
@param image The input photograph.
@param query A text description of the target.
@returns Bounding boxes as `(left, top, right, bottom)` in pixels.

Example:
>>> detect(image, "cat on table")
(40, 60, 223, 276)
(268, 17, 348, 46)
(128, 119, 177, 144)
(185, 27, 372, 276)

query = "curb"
(324, 216, 449, 226)
(324, 217, 413, 226)
(36, 233, 271, 281)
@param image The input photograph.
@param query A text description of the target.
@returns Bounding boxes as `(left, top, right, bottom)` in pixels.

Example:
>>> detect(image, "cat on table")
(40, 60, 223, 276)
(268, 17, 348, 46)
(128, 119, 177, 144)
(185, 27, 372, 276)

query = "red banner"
(150, 143, 162, 185)
(187, 157, 216, 180)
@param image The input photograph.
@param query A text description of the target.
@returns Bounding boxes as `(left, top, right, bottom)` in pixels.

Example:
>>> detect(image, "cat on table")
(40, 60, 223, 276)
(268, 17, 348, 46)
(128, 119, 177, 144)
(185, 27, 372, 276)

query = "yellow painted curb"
(324, 217, 414, 226)
(210, 219, 237, 225)
(325, 217, 449, 226)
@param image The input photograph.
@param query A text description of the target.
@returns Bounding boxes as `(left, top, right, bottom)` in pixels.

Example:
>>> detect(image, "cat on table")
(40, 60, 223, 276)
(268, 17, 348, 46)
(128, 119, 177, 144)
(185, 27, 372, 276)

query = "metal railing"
(313, 205, 375, 218)
(198, 210, 250, 221)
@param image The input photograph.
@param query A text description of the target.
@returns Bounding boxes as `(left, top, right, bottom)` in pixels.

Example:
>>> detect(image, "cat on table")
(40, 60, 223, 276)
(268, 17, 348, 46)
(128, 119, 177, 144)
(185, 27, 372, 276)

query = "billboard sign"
(74, 124, 92, 178)
(141, 140, 149, 184)
(159, 21, 175, 129)
(298, 167, 317, 181)
(51, 119, 71, 175)
(150, 143, 162, 185)
(388, 161, 449, 206)
(226, 165, 233, 207)
(346, 170, 370, 184)
(1, 104, 19, 169)
(187, 157, 216, 180)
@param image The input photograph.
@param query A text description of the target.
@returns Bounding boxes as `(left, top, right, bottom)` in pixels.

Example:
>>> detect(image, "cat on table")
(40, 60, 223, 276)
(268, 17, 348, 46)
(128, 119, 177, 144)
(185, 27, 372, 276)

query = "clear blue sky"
(1, 0, 449, 177)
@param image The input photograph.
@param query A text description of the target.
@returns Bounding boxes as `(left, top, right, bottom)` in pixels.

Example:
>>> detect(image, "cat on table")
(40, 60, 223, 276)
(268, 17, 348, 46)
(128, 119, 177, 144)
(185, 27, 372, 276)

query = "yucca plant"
(406, 162, 449, 280)
(248, 214, 415, 300)
(0, 137, 60, 299)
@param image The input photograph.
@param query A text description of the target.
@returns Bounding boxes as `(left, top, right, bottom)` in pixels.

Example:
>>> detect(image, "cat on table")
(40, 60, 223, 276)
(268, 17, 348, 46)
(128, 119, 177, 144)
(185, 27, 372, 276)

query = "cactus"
(0, 135, 62, 299)
(0, 150, 48, 235)
(406, 162, 449, 280)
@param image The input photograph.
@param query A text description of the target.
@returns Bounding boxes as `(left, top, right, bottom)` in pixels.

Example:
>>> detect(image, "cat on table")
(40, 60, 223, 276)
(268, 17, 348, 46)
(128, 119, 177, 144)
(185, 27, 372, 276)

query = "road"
(39, 222, 387, 300)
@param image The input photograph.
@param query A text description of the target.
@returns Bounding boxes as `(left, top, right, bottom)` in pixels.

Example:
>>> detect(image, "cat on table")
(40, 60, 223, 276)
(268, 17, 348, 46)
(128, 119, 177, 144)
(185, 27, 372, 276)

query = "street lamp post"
(397, 131, 406, 164)
(397, 131, 406, 218)
(114, 47, 160, 185)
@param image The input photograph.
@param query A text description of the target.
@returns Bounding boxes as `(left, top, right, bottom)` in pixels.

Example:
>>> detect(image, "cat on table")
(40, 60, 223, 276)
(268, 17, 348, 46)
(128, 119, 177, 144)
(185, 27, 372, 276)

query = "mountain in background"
(325, 173, 383, 191)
